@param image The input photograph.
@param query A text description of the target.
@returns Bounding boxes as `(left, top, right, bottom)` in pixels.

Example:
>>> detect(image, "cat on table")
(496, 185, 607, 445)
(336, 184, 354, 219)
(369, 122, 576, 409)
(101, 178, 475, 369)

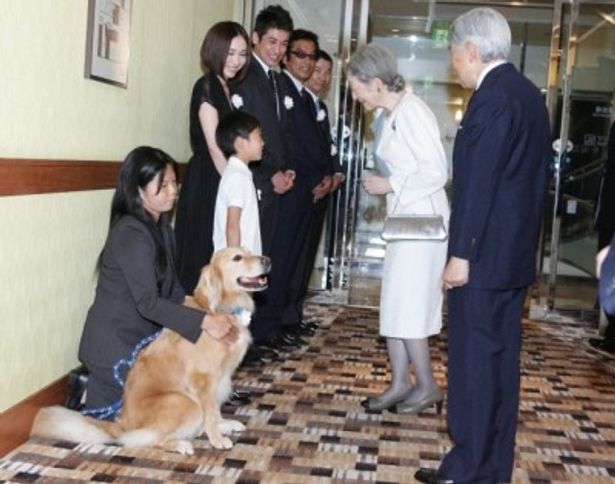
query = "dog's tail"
(30, 406, 116, 444)
(31, 406, 163, 449)
(116, 429, 160, 447)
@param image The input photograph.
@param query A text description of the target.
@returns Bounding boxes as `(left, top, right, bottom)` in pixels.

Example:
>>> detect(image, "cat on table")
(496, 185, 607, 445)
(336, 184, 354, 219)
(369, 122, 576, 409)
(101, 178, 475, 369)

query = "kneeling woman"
(78, 146, 237, 414)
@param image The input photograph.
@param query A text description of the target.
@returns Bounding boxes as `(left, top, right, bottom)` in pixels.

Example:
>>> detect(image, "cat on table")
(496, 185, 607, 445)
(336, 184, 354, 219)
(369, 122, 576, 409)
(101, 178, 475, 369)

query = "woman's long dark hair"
(106, 146, 179, 285)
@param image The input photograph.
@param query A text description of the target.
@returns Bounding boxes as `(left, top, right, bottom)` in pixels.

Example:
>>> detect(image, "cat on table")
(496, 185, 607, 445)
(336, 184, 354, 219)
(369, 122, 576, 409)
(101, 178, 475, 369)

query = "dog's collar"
(225, 307, 252, 327)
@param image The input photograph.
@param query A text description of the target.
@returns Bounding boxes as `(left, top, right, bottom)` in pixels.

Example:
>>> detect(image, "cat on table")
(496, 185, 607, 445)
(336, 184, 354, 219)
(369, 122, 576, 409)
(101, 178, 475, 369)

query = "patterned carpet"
(2, 302, 615, 483)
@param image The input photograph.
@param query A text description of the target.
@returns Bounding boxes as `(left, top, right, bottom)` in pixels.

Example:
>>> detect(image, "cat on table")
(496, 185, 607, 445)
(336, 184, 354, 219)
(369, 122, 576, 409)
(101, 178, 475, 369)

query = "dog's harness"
(80, 307, 250, 421)
(81, 329, 162, 421)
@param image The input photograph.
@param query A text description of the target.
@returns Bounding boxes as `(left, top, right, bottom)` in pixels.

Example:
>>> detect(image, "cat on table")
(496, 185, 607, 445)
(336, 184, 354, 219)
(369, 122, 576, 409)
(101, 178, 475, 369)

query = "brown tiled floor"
(1, 302, 615, 483)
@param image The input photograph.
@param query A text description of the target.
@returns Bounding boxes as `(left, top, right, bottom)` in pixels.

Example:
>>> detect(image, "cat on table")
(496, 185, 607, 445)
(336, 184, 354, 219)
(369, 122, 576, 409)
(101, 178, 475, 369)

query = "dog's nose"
(261, 256, 271, 271)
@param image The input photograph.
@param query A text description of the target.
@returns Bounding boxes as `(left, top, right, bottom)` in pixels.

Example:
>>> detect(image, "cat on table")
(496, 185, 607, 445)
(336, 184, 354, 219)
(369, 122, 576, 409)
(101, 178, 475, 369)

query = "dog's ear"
(193, 264, 221, 311)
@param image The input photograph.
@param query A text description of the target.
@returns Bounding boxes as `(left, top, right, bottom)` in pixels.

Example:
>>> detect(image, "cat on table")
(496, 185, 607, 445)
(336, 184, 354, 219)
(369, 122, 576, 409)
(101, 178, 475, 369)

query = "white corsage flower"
(316, 108, 326, 122)
(331, 143, 338, 156)
(342, 124, 351, 139)
(231, 94, 244, 109)
(284, 96, 294, 109)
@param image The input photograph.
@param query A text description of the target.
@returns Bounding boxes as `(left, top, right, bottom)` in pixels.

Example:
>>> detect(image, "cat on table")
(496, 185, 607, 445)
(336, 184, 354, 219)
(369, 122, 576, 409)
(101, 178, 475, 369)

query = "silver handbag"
(381, 213, 447, 241)
(381, 178, 447, 242)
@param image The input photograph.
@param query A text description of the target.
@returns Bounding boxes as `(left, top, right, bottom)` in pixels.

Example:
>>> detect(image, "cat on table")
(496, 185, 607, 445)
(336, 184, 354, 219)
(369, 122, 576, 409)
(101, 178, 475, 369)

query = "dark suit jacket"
(317, 101, 342, 175)
(233, 59, 294, 195)
(595, 121, 615, 248)
(79, 215, 204, 368)
(278, 72, 330, 206)
(449, 63, 551, 289)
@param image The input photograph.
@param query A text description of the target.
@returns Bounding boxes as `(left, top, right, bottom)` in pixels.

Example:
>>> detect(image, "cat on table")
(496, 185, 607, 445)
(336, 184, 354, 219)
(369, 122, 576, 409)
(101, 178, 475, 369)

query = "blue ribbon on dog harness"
(81, 329, 162, 421)
(80, 308, 250, 421)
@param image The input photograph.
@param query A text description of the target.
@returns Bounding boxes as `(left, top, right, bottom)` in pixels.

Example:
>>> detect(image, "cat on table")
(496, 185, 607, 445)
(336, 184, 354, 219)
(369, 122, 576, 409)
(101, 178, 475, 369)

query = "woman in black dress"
(175, 22, 250, 293)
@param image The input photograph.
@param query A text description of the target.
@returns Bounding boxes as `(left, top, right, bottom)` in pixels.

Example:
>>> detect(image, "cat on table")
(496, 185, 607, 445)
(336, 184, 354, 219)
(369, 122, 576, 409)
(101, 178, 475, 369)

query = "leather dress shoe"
(259, 346, 280, 361)
(360, 388, 413, 411)
(242, 346, 265, 367)
(589, 337, 604, 349)
(414, 468, 453, 484)
(589, 337, 615, 354)
(284, 323, 315, 337)
(65, 366, 89, 410)
(299, 320, 319, 331)
(260, 333, 305, 351)
(280, 331, 308, 347)
(303, 320, 319, 329)
(225, 389, 251, 406)
(390, 388, 444, 415)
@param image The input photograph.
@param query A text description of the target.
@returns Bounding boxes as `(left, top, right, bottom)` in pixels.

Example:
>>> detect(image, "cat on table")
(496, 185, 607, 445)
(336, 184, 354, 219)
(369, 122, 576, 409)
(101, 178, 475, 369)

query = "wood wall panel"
(0, 158, 187, 196)
(0, 158, 121, 196)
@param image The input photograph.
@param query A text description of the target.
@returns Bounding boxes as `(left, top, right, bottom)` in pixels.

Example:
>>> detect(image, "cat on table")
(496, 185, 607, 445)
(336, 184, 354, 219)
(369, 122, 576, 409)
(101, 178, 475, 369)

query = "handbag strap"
(390, 176, 438, 215)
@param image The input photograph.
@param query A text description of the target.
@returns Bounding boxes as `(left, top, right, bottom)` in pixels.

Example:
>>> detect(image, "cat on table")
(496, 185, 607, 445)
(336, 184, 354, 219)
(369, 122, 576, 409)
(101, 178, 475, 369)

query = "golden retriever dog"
(31, 247, 270, 454)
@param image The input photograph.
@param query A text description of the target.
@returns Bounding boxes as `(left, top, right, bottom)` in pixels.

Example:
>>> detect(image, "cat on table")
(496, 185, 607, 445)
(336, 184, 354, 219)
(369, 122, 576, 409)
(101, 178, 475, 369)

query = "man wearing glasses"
(269, 30, 332, 343)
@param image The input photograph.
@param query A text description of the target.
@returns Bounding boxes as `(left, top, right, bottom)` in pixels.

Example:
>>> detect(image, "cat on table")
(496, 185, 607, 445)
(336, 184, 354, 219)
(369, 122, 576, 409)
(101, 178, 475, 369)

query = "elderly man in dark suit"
(232, 5, 303, 359)
(591, 120, 615, 354)
(415, 8, 551, 484)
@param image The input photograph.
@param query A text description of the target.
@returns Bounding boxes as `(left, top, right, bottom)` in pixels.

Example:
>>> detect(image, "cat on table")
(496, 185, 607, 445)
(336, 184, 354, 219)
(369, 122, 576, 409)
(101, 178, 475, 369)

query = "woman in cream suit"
(347, 43, 449, 414)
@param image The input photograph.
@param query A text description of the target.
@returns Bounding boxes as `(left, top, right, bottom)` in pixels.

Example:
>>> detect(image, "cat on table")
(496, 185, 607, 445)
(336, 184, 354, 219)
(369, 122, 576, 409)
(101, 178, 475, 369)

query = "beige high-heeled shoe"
(391, 388, 444, 415)
(360, 388, 413, 411)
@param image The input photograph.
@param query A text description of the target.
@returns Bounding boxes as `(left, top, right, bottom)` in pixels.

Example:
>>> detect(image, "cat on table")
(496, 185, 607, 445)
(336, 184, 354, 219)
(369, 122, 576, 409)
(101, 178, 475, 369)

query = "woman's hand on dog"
(201, 313, 239, 344)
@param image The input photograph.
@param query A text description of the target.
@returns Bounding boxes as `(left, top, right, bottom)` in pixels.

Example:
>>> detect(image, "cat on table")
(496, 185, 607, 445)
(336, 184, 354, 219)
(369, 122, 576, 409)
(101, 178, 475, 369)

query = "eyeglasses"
(290, 50, 317, 61)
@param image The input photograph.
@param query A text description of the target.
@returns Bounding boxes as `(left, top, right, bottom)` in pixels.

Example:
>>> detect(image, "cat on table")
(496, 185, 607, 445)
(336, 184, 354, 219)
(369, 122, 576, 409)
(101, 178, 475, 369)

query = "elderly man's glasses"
(290, 50, 317, 61)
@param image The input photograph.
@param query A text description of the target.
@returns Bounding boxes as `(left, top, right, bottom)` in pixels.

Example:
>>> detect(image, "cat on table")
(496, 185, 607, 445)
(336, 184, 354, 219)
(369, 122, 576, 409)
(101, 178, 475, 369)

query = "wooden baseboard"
(0, 376, 68, 457)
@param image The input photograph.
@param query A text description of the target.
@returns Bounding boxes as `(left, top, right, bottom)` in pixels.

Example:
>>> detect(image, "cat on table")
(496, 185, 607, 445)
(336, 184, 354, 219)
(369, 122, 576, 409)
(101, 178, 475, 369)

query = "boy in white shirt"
(214, 111, 264, 254)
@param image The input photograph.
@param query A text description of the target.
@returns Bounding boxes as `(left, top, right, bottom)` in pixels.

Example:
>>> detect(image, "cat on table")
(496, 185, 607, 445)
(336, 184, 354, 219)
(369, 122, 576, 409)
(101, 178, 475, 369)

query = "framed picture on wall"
(85, 0, 132, 88)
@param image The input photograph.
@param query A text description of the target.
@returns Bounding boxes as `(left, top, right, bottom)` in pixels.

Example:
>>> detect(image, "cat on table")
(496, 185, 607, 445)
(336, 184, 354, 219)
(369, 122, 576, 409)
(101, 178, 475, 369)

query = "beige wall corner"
(0, 0, 236, 413)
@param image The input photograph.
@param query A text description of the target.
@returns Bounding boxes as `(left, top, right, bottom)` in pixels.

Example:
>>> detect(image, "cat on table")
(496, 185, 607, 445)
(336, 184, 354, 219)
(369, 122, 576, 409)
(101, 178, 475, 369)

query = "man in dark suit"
(591, 120, 615, 354)
(415, 8, 551, 484)
(281, 49, 344, 333)
(232, 5, 300, 358)
(265, 30, 331, 342)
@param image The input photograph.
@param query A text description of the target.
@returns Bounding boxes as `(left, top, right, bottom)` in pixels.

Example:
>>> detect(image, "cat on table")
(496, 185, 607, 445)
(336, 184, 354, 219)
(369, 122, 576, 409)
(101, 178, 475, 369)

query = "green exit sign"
(432, 24, 449, 48)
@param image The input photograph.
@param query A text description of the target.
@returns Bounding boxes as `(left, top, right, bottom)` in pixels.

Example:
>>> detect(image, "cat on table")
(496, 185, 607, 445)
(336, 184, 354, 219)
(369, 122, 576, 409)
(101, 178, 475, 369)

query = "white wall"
(0, 0, 239, 412)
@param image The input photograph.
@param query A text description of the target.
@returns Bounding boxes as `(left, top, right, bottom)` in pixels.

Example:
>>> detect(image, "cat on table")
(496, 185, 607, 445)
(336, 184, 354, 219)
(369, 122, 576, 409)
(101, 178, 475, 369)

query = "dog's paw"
(174, 440, 195, 455)
(209, 434, 233, 450)
(218, 419, 246, 435)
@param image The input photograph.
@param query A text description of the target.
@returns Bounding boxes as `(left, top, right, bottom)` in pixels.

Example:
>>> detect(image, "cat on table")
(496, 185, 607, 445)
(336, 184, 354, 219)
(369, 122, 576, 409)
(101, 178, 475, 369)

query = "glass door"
(246, 0, 368, 302)
(341, 0, 557, 306)
(540, 0, 615, 311)
(246, 0, 615, 312)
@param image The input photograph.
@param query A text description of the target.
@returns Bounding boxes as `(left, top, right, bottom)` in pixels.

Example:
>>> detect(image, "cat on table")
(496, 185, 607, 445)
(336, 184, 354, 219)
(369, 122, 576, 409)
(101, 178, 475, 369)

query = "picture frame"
(84, 0, 132, 88)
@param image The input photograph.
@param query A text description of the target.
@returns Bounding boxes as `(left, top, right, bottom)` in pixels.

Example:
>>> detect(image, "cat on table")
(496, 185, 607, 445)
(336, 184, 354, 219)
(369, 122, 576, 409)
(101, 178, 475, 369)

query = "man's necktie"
(302, 88, 317, 119)
(268, 69, 280, 119)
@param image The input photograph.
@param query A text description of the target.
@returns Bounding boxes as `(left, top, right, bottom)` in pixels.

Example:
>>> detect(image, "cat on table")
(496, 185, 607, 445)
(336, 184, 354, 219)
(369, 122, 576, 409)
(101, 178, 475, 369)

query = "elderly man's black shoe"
(414, 468, 453, 484)
(589, 337, 615, 354)
(589, 337, 605, 349)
